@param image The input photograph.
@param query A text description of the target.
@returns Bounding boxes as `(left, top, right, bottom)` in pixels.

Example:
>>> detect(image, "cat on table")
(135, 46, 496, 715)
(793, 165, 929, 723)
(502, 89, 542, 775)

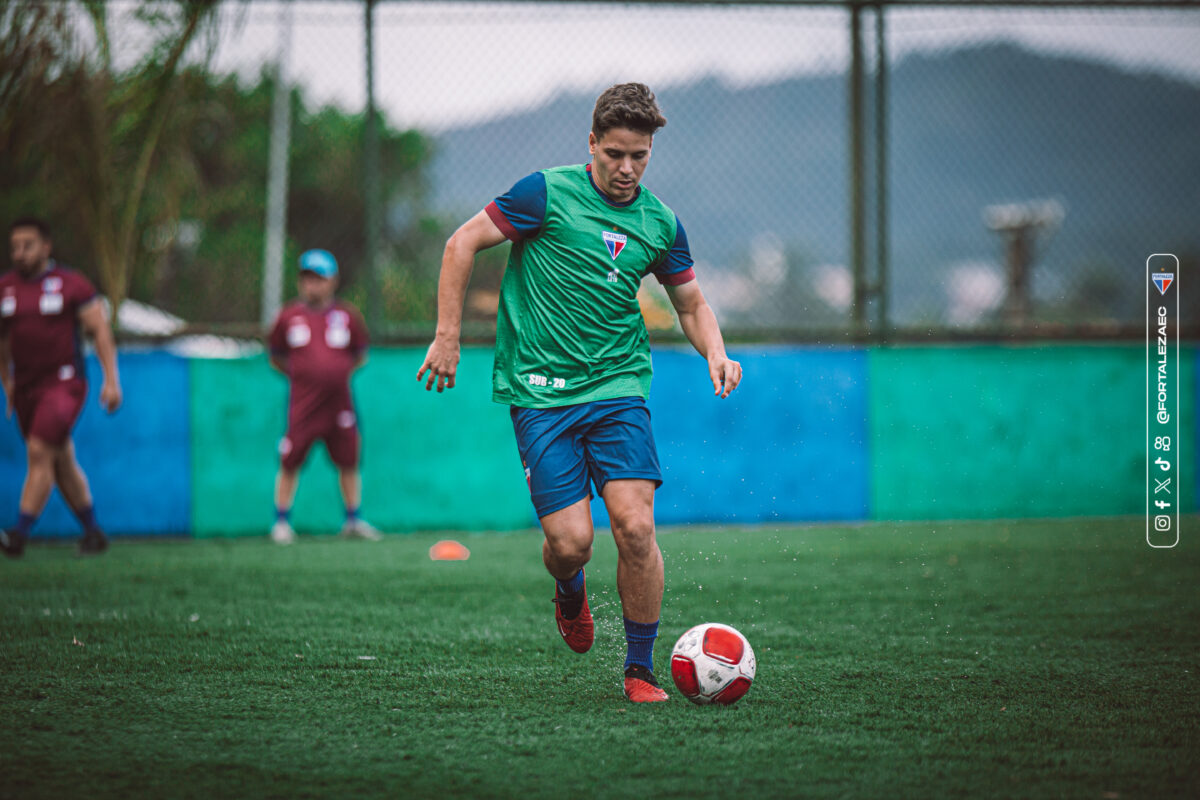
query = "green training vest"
(492, 164, 678, 408)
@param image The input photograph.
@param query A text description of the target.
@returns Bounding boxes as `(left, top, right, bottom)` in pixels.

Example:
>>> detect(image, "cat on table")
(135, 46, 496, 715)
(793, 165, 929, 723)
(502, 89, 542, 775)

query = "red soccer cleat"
(623, 665, 669, 703)
(553, 577, 594, 653)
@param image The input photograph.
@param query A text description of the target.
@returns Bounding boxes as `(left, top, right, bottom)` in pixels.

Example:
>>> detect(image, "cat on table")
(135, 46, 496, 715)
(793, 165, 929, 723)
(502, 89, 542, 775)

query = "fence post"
(364, 0, 383, 332)
(261, 2, 293, 329)
(874, 3, 889, 339)
(848, 2, 867, 338)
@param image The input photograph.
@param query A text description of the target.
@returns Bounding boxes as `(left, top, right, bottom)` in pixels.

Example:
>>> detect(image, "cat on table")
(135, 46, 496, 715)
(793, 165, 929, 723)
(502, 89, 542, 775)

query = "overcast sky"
(163, 2, 1200, 130)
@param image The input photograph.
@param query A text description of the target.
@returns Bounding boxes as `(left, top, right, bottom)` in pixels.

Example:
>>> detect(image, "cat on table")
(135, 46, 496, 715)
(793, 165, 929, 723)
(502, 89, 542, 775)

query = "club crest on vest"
(601, 230, 626, 260)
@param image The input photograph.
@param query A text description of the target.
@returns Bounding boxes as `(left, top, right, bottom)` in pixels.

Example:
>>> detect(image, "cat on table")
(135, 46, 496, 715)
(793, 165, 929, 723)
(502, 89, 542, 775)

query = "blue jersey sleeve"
(652, 215, 696, 285)
(485, 171, 547, 241)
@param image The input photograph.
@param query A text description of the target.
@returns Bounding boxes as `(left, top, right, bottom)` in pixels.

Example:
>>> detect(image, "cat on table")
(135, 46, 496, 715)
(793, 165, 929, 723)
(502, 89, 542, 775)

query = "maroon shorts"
(13, 378, 87, 447)
(279, 406, 360, 471)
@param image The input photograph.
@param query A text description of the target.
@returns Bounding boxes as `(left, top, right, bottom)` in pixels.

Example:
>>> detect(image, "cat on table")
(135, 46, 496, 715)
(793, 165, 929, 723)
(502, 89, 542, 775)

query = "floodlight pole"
(984, 200, 1065, 329)
(1002, 226, 1034, 327)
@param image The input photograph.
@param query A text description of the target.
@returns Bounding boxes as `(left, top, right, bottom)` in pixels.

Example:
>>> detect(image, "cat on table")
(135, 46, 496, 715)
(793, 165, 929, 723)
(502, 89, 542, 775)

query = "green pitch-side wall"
(189, 348, 529, 537)
(868, 344, 1196, 520)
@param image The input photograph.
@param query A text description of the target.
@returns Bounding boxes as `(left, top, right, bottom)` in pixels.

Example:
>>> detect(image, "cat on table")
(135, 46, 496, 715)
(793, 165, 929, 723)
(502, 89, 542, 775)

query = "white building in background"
(105, 298, 262, 359)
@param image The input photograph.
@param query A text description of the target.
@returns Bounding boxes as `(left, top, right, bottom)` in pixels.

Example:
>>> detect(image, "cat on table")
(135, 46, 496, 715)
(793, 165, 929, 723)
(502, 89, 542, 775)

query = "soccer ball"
(670, 622, 756, 705)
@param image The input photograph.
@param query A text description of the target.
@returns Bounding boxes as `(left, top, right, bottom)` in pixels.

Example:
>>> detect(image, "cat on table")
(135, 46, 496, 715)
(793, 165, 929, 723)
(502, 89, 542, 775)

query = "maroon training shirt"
(0, 261, 98, 393)
(268, 300, 368, 422)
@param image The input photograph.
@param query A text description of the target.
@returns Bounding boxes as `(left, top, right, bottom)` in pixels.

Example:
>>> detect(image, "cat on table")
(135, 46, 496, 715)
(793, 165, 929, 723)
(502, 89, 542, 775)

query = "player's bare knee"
(612, 517, 656, 561)
(52, 457, 73, 482)
(25, 437, 58, 467)
(609, 506, 653, 539)
(53, 448, 80, 473)
(547, 536, 592, 567)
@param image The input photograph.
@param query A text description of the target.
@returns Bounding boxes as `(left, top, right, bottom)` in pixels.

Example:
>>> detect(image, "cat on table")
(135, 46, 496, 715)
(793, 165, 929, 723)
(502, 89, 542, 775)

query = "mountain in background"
(429, 44, 1200, 326)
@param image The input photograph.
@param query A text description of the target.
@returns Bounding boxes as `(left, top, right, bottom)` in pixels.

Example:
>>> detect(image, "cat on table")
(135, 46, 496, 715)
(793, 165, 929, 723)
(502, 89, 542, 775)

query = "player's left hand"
(708, 354, 742, 398)
(100, 380, 122, 413)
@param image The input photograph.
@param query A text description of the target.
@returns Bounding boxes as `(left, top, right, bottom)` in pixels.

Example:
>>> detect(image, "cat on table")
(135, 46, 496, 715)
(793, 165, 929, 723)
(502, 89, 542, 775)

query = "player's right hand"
(417, 336, 460, 393)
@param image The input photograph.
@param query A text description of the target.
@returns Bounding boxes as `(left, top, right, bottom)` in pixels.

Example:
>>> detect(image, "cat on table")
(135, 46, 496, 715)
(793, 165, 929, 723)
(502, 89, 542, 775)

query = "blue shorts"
(510, 397, 663, 519)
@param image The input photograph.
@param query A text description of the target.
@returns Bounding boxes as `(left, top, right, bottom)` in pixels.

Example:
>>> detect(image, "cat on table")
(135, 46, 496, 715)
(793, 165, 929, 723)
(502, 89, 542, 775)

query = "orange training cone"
(429, 540, 470, 561)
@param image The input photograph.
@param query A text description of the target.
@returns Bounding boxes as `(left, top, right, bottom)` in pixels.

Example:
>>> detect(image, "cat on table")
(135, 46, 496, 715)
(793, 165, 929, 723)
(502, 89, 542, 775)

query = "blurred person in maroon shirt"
(267, 249, 381, 544)
(1, 217, 122, 558)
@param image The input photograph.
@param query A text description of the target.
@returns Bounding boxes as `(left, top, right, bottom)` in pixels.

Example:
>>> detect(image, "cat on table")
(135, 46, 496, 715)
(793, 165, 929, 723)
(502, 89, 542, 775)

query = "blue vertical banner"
(588, 346, 869, 528)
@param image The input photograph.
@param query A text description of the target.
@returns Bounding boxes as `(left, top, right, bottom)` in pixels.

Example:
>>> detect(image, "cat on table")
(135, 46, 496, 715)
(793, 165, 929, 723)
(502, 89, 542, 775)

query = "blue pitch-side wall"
(589, 347, 870, 528)
(0, 351, 191, 537)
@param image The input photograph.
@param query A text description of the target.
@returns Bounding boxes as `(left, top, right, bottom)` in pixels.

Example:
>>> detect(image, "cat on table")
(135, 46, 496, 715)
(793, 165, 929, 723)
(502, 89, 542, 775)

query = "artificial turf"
(1, 517, 1197, 799)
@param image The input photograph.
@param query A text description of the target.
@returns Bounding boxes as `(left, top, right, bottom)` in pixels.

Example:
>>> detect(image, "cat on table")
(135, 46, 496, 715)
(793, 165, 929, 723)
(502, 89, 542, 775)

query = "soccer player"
(417, 83, 742, 702)
(1, 217, 122, 557)
(267, 249, 381, 545)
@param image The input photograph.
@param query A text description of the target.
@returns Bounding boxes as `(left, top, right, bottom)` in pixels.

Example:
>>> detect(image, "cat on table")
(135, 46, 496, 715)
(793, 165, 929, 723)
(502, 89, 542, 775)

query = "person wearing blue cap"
(266, 249, 381, 544)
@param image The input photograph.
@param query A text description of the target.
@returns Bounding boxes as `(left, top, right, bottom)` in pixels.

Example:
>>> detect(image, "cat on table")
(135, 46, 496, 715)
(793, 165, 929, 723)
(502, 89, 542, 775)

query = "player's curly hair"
(592, 83, 667, 138)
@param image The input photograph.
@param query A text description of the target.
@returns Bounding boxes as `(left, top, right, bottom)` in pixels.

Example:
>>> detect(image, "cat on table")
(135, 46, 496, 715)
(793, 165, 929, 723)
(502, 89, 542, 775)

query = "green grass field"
(2, 517, 1198, 799)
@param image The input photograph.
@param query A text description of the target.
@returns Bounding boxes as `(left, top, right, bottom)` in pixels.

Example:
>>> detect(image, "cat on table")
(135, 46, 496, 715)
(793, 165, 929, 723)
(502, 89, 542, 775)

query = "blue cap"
(298, 249, 338, 278)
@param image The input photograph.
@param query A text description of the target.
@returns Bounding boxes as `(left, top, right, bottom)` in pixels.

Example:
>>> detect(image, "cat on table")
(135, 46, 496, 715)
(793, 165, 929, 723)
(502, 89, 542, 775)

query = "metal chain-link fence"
(3, 1, 1197, 341)
(881, 4, 1200, 336)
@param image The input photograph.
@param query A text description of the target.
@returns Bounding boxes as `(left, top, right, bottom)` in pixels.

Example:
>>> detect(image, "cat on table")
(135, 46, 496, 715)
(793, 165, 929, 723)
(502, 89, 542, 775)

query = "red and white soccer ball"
(670, 622, 756, 705)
